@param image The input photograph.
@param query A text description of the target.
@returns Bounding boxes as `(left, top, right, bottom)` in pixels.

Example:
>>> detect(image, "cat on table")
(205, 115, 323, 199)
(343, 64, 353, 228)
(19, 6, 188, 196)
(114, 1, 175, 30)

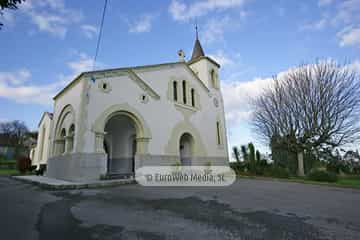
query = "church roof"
(53, 61, 210, 100)
(190, 38, 205, 61)
(188, 25, 219, 68)
(38, 112, 53, 127)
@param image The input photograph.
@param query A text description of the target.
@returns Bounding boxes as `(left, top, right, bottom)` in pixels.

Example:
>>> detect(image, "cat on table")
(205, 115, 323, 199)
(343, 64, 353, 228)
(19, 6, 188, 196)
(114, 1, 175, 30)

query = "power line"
(92, 0, 108, 71)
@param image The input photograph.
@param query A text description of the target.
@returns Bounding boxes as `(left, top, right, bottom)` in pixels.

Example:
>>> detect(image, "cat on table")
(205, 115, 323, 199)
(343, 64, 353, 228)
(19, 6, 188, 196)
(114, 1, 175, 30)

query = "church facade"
(32, 36, 229, 181)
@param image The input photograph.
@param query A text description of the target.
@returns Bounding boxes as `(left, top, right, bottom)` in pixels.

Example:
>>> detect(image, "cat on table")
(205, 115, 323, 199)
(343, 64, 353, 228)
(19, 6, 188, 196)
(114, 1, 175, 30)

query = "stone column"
(65, 136, 73, 153)
(95, 131, 106, 153)
(53, 139, 63, 155)
(134, 154, 142, 171)
(135, 137, 149, 154)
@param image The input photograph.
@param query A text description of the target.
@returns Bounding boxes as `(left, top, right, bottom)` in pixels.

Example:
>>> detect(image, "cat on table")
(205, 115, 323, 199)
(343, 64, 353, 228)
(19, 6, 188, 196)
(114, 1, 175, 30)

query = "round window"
(140, 94, 148, 103)
(98, 80, 111, 93)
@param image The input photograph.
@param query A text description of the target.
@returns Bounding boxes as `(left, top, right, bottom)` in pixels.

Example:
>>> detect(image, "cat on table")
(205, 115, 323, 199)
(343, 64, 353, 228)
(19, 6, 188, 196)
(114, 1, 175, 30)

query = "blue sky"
(0, 0, 359, 156)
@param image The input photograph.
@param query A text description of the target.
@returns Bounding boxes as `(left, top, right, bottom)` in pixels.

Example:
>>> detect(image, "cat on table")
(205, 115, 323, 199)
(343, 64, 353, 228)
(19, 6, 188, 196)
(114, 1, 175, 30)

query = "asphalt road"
(0, 176, 359, 240)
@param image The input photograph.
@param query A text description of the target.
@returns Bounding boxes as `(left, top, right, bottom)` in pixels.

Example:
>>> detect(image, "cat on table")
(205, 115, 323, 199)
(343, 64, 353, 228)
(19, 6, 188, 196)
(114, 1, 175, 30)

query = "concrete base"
(135, 154, 228, 168)
(46, 153, 107, 182)
(46, 153, 228, 182)
(13, 175, 134, 190)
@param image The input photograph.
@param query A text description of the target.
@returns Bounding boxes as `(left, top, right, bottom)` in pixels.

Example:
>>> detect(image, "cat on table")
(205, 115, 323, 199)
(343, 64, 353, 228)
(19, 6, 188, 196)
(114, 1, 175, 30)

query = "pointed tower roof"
(190, 24, 205, 61)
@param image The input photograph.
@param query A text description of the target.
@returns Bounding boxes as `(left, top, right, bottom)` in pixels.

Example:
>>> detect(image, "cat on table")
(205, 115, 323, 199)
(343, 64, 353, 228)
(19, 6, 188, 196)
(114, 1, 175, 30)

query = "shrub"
(307, 170, 338, 182)
(0, 154, 6, 162)
(264, 165, 290, 179)
(252, 159, 269, 175)
(29, 165, 37, 172)
(36, 164, 47, 176)
(16, 156, 31, 174)
(229, 161, 248, 175)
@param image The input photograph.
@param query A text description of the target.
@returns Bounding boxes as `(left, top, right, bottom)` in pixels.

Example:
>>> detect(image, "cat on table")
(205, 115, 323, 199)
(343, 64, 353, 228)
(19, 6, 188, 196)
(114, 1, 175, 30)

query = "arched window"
(60, 128, 66, 154)
(191, 88, 195, 107)
(179, 133, 194, 166)
(173, 81, 178, 101)
(53, 104, 76, 156)
(211, 69, 216, 88)
(216, 121, 221, 145)
(182, 80, 187, 104)
(68, 124, 75, 152)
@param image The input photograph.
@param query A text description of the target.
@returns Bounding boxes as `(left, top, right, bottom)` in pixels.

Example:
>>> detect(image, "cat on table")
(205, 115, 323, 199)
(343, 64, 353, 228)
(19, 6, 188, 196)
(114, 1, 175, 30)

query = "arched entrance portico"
(104, 114, 137, 175)
(179, 133, 194, 165)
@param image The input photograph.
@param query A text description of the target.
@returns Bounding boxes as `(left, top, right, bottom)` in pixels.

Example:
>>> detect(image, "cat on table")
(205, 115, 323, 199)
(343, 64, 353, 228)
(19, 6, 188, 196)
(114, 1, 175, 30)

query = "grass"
(238, 174, 360, 189)
(336, 178, 360, 187)
(0, 169, 20, 176)
(0, 159, 16, 163)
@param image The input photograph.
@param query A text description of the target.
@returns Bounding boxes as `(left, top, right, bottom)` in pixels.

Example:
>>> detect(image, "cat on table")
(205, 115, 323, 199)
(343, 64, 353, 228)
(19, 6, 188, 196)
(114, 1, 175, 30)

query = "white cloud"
(29, 13, 68, 37)
(222, 77, 273, 126)
(18, 0, 83, 38)
(129, 15, 154, 33)
(0, 69, 31, 86)
(337, 26, 360, 47)
(168, 0, 246, 21)
(318, 0, 334, 7)
(81, 24, 98, 39)
(67, 53, 94, 74)
(0, 53, 95, 105)
(0, 69, 63, 105)
(302, 0, 359, 47)
(300, 18, 327, 31)
(202, 16, 232, 44)
(208, 50, 234, 66)
(332, 0, 360, 25)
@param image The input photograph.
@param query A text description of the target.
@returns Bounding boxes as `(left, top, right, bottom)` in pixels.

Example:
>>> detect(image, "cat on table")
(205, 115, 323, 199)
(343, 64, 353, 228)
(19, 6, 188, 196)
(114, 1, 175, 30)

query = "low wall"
(46, 153, 228, 182)
(46, 153, 107, 182)
(135, 154, 228, 169)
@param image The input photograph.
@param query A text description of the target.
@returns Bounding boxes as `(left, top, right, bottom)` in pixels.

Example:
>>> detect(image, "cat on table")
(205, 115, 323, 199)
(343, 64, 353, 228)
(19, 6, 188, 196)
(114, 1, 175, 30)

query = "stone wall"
(135, 154, 228, 169)
(46, 153, 107, 182)
(46, 153, 228, 182)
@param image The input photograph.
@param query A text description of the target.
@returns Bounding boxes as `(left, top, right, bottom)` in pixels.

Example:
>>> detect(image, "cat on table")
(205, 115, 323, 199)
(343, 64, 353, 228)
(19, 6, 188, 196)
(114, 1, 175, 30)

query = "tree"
(232, 146, 241, 162)
(248, 142, 255, 171)
(256, 150, 261, 162)
(240, 145, 248, 162)
(0, 0, 25, 29)
(0, 120, 29, 156)
(252, 60, 360, 176)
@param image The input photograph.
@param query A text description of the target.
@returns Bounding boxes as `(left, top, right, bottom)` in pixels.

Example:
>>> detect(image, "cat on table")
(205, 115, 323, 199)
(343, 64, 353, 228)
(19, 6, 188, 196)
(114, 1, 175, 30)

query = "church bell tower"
(188, 24, 221, 90)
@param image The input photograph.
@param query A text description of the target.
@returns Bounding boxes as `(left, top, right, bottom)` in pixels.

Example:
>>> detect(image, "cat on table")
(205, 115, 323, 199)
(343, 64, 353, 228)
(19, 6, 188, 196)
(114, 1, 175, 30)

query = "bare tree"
(0, 120, 29, 156)
(252, 60, 360, 175)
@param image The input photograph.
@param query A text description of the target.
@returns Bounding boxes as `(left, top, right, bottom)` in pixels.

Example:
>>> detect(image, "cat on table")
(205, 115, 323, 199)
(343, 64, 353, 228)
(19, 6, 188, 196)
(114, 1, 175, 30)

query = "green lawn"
(288, 177, 360, 188)
(239, 175, 360, 189)
(0, 169, 20, 176)
(336, 178, 360, 187)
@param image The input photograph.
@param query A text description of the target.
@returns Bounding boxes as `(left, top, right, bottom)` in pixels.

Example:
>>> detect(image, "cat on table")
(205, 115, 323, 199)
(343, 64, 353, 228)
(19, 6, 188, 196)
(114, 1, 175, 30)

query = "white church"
(31, 34, 229, 182)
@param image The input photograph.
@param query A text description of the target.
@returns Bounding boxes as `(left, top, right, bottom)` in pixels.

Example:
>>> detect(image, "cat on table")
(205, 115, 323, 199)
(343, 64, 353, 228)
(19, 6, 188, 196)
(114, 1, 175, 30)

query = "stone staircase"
(101, 172, 135, 180)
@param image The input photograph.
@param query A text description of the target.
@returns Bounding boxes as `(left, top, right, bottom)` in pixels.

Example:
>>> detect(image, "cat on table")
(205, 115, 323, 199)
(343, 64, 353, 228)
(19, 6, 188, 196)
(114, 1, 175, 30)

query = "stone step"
(101, 173, 135, 180)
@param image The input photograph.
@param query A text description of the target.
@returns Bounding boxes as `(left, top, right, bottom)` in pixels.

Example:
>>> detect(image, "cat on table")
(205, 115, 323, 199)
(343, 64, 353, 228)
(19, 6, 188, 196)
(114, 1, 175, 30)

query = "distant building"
(31, 112, 53, 169)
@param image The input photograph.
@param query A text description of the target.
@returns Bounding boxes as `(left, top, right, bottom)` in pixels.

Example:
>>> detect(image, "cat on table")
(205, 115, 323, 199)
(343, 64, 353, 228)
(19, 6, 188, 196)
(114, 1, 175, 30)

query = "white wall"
(50, 79, 84, 157)
(81, 63, 228, 159)
(33, 113, 52, 167)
